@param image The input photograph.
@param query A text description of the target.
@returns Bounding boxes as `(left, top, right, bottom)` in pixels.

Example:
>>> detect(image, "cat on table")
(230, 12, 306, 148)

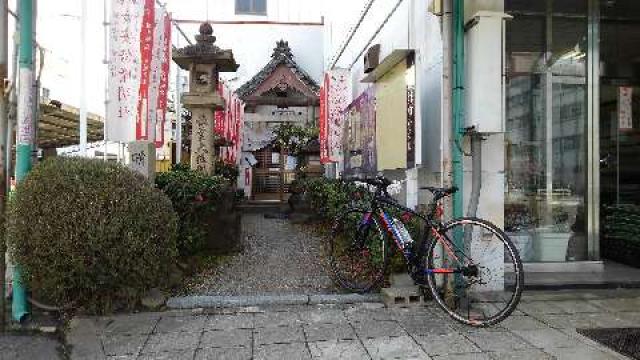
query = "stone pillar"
(173, 23, 239, 175)
(128, 140, 156, 183)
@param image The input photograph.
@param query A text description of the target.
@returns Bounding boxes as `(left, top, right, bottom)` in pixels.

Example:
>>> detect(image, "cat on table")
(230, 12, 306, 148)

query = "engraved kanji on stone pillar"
(173, 23, 239, 175)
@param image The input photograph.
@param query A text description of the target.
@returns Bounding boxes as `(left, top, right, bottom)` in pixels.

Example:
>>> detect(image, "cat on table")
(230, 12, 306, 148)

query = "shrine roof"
(236, 40, 320, 100)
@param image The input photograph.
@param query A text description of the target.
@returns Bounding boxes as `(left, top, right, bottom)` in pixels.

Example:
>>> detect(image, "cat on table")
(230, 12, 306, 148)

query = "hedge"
(7, 157, 178, 313)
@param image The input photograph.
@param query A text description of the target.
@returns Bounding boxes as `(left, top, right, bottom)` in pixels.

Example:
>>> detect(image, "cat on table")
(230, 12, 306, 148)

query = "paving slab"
(254, 342, 312, 360)
(589, 298, 640, 313)
(353, 319, 407, 339)
(137, 349, 196, 360)
(414, 332, 482, 356)
(154, 315, 206, 333)
(487, 349, 553, 360)
(200, 329, 252, 348)
(142, 331, 200, 354)
(194, 346, 252, 360)
(254, 324, 306, 345)
(543, 346, 622, 360)
(464, 330, 533, 352)
(303, 322, 357, 342)
(363, 335, 430, 360)
(254, 311, 301, 328)
(298, 308, 348, 325)
(433, 354, 491, 360)
(204, 313, 254, 330)
(498, 315, 548, 331)
(308, 339, 370, 360)
(100, 334, 147, 357)
(65, 292, 640, 360)
(512, 328, 582, 350)
(0, 334, 63, 360)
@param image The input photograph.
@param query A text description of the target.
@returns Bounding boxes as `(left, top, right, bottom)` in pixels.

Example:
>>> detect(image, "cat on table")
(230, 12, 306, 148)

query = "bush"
(7, 157, 178, 313)
(156, 164, 228, 256)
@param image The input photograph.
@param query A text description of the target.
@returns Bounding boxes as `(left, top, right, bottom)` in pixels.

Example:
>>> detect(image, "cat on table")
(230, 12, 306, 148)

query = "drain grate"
(577, 328, 640, 359)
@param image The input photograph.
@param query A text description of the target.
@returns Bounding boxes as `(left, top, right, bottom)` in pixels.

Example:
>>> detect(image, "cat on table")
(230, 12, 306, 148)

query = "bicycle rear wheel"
(328, 208, 390, 293)
(425, 217, 524, 327)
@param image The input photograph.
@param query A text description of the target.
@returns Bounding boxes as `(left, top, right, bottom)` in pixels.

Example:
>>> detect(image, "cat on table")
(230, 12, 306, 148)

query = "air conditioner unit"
(364, 44, 381, 74)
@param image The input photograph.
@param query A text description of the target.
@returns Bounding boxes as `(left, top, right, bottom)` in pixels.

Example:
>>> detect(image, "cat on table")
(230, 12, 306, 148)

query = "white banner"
(107, 0, 145, 142)
(328, 69, 351, 162)
(147, 9, 165, 144)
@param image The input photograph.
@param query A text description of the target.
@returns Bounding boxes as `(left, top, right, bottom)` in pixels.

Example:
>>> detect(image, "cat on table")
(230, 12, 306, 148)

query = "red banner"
(214, 81, 244, 164)
(319, 74, 329, 163)
(155, 13, 172, 148)
(136, 0, 154, 140)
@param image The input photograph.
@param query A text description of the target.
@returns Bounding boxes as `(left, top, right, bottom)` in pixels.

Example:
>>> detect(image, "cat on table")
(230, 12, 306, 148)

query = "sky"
(6, 0, 367, 117)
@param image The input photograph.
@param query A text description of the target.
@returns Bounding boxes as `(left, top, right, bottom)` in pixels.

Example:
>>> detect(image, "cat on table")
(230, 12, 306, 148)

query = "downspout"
(13, 0, 35, 323)
(467, 132, 482, 218)
(452, 0, 464, 223)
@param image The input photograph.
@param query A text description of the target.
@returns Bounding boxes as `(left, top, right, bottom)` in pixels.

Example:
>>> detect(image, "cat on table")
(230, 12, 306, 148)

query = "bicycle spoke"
(425, 218, 524, 327)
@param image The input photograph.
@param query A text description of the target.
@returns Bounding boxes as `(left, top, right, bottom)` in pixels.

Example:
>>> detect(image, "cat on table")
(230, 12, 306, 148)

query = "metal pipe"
(13, 0, 36, 322)
(329, 0, 376, 69)
(348, 0, 405, 70)
(0, 0, 8, 333)
(175, 32, 182, 164)
(451, 0, 464, 224)
(80, 0, 87, 156)
(173, 18, 325, 26)
(103, 0, 108, 161)
(467, 134, 482, 218)
(155, 0, 193, 46)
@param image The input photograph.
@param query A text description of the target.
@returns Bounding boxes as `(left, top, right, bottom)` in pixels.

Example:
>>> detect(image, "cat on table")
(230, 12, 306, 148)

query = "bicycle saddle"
(420, 186, 459, 200)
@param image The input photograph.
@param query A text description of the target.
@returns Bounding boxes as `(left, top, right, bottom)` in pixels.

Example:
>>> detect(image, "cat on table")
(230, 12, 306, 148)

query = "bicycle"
(328, 176, 524, 327)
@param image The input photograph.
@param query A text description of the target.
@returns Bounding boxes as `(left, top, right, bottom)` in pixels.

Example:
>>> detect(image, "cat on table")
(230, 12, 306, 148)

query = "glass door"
(598, 0, 640, 263)
(505, 0, 589, 262)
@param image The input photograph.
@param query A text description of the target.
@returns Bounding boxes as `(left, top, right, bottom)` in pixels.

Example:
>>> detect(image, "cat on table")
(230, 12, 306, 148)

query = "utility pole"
(13, 0, 36, 322)
(0, 0, 9, 332)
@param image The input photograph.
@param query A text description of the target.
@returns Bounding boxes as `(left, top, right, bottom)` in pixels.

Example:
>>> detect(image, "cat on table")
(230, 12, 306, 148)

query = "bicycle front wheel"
(328, 208, 391, 293)
(425, 217, 524, 327)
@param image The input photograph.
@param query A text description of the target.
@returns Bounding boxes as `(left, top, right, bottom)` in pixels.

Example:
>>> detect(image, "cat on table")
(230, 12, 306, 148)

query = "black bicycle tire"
(328, 208, 391, 293)
(425, 217, 524, 327)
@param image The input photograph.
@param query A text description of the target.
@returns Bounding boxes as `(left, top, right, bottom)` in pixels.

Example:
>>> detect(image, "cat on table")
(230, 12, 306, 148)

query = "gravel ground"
(183, 213, 336, 296)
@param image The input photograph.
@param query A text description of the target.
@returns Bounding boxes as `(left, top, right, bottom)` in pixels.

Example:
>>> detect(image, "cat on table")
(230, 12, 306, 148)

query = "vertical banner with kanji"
(214, 81, 244, 164)
(319, 74, 329, 163)
(108, 0, 145, 142)
(147, 9, 164, 144)
(155, 12, 172, 148)
(136, 0, 155, 140)
(327, 69, 351, 163)
(320, 69, 351, 164)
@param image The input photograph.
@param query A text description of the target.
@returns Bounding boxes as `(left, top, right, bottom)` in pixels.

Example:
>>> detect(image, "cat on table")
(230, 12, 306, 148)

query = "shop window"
(236, 0, 267, 15)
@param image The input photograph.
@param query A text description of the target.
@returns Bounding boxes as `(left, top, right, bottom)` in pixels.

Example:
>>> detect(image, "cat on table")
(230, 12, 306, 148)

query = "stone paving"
(63, 289, 640, 360)
(0, 333, 62, 360)
(183, 214, 335, 296)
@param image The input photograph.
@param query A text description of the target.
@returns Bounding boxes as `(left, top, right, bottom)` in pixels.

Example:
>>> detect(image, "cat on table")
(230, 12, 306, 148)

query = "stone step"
(381, 286, 427, 307)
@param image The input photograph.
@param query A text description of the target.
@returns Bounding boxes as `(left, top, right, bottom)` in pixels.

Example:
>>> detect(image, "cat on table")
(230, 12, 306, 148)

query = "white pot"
(507, 232, 533, 262)
(533, 230, 571, 262)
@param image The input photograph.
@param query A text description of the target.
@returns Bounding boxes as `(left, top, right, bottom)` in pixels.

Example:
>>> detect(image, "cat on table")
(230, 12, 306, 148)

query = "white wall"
(167, 0, 324, 24)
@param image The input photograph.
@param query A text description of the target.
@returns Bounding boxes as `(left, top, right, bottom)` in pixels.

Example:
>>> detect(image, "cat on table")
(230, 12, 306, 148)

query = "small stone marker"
(128, 140, 156, 183)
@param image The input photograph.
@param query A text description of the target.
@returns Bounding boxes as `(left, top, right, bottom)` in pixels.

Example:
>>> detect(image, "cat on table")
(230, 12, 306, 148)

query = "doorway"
(599, 0, 640, 207)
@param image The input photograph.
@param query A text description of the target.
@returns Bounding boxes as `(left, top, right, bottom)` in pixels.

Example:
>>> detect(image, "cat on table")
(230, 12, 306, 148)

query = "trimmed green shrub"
(7, 157, 178, 313)
(156, 164, 228, 256)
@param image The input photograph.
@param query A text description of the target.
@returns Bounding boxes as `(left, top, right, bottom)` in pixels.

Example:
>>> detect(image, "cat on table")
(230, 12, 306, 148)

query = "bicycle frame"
(363, 193, 466, 276)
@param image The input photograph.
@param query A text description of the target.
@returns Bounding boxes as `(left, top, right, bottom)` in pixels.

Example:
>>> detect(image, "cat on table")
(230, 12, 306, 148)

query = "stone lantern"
(173, 23, 239, 175)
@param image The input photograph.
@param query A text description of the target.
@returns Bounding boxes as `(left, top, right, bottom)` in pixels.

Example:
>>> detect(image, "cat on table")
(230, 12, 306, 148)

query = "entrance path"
(66, 289, 639, 359)
(183, 213, 335, 296)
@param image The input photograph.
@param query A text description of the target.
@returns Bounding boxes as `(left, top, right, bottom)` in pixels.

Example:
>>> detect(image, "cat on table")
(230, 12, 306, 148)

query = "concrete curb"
(166, 293, 382, 309)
